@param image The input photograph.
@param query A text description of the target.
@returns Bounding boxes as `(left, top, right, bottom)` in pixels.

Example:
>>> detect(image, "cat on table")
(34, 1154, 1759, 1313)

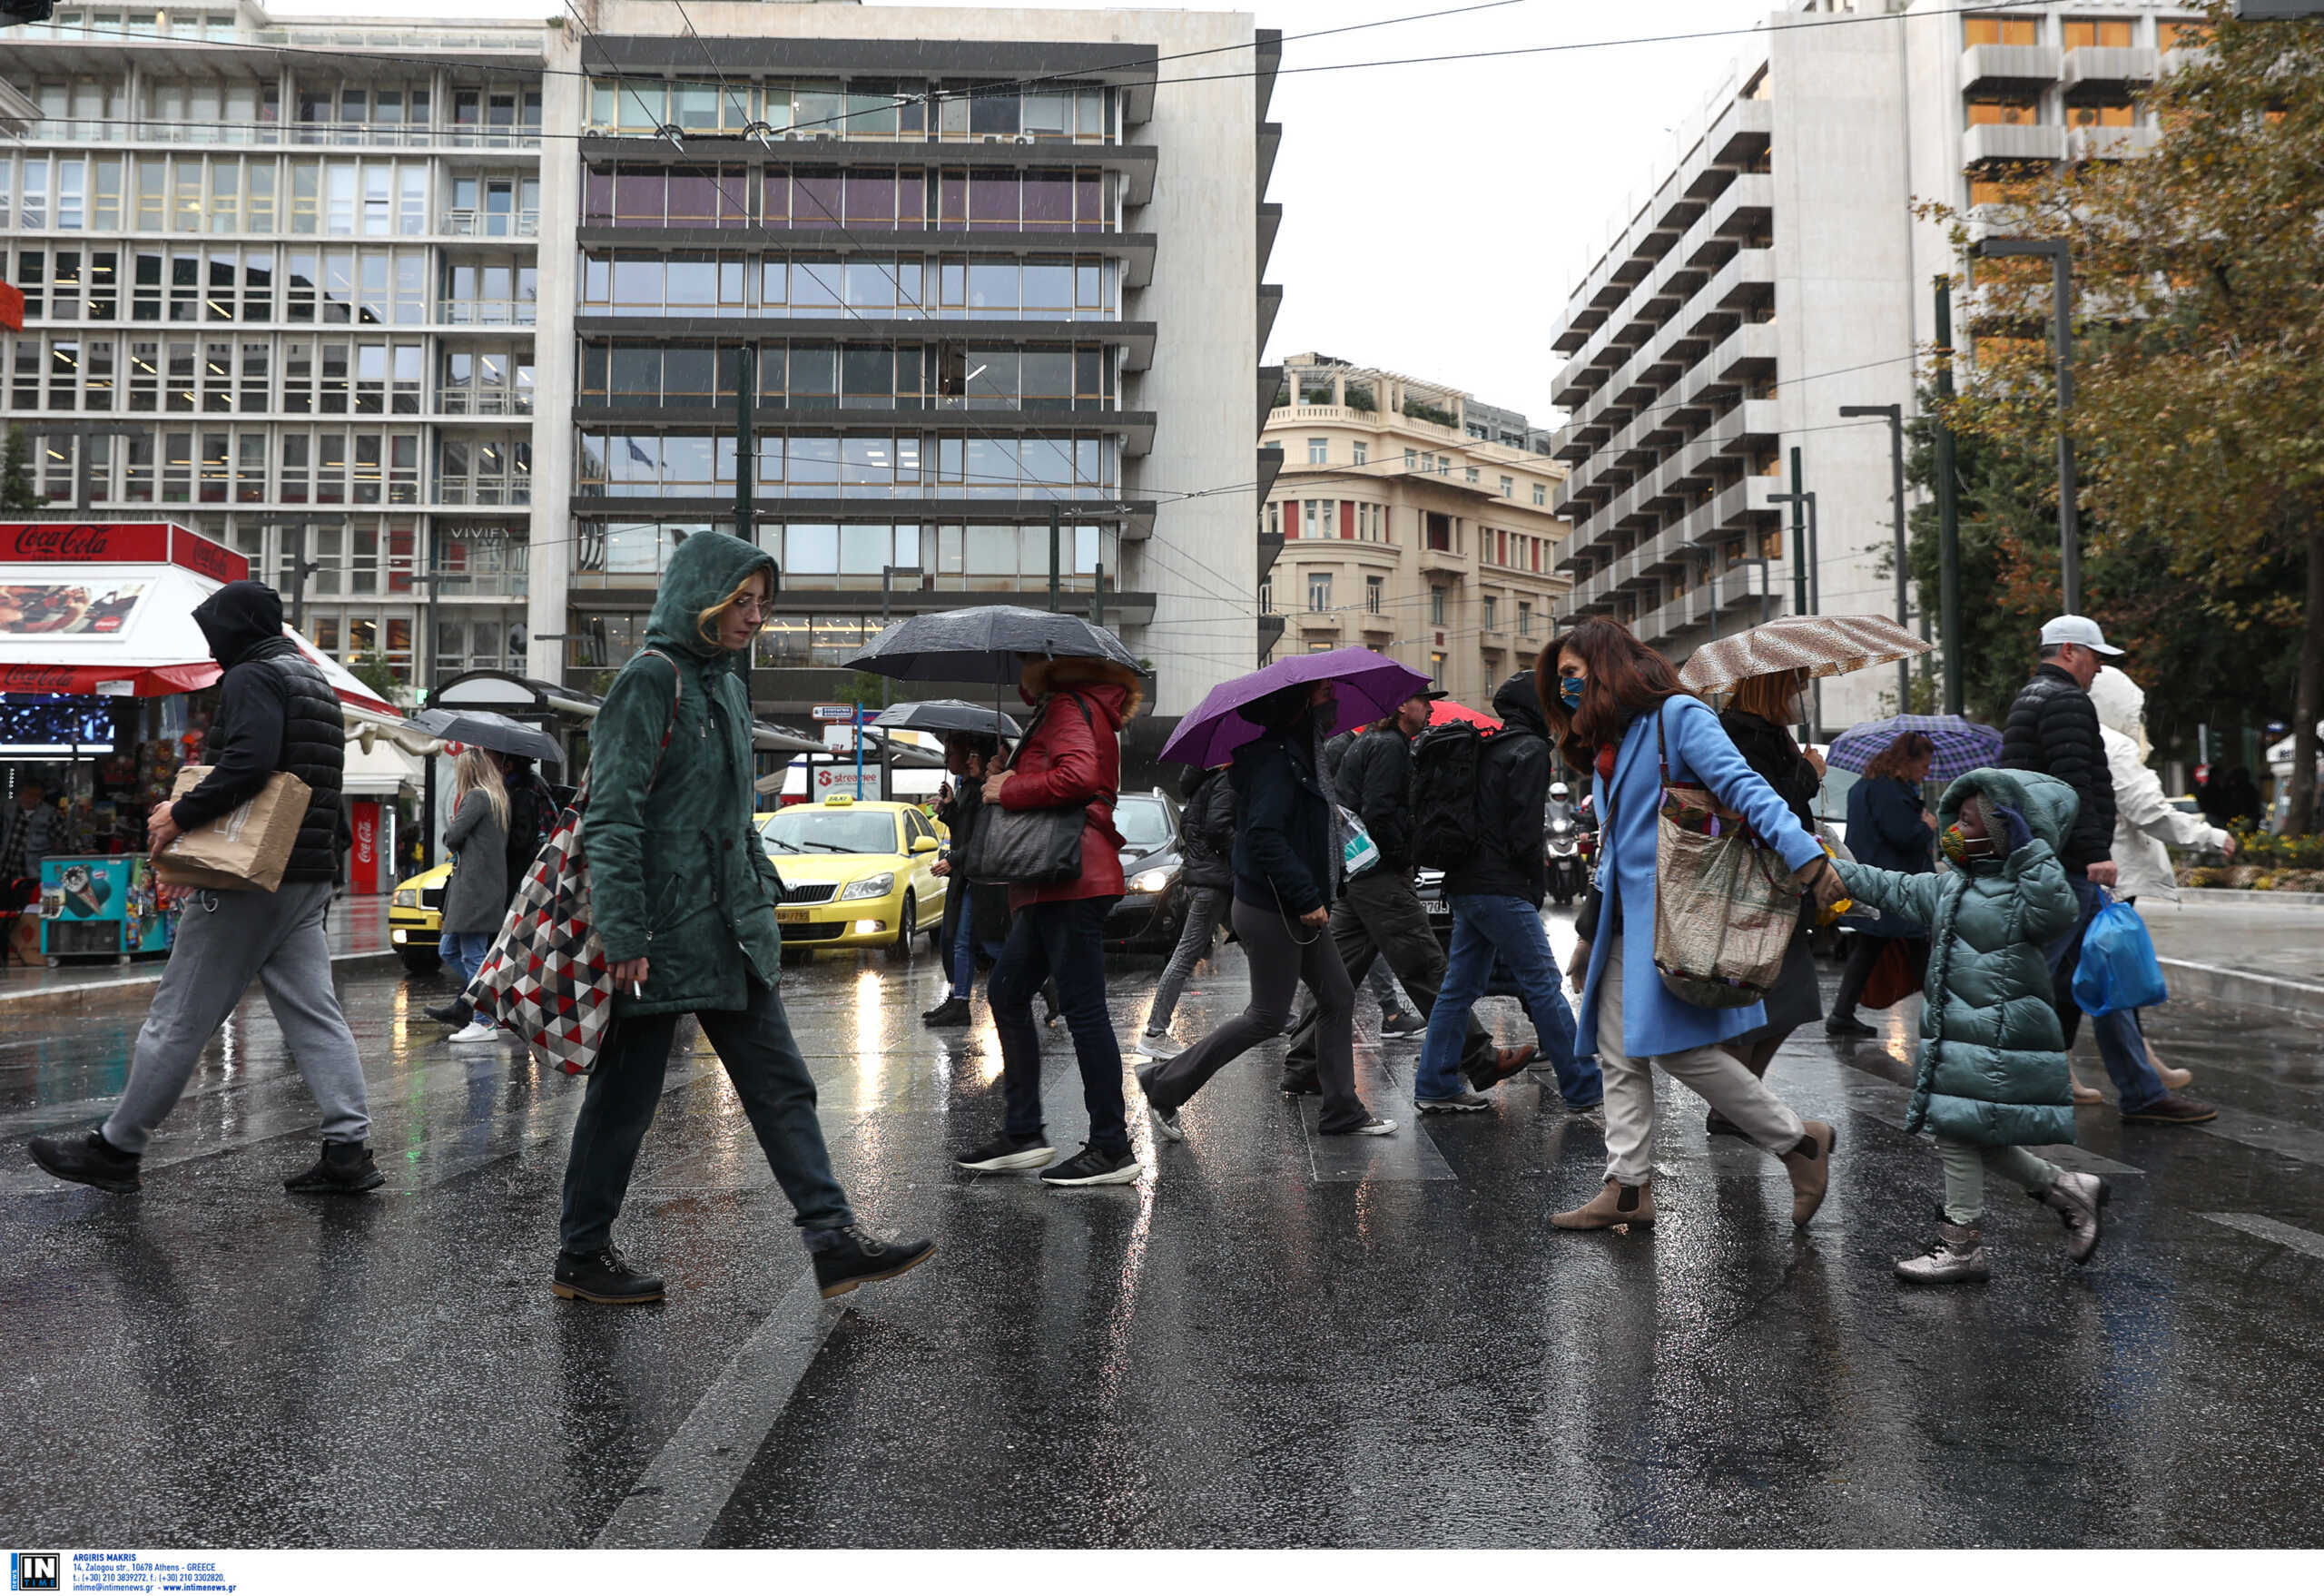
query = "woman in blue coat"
(1827, 731, 1938, 1036)
(1541, 620, 1847, 1232)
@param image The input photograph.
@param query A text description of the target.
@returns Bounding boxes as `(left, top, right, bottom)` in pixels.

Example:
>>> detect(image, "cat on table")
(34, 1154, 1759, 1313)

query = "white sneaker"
(448, 1020, 500, 1044)
(1139, 1030, 1184, 1059)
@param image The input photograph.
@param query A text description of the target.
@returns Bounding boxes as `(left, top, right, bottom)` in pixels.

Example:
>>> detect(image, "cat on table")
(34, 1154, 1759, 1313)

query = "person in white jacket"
(2085, 665, 2237, 1094)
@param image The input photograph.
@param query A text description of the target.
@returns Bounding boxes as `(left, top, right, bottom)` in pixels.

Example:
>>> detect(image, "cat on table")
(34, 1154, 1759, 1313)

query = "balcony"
(1681, 474, 1780, 547)
(443, 209, 542, 240)
(1963, 123, 2067, 166)
(2069, 123, 2159, 162)
(1415, 543, 1472, 577)
(436, 300, 538, 327)
(2062, 46, 2159, 92)
(1961, 44, 2062, 93)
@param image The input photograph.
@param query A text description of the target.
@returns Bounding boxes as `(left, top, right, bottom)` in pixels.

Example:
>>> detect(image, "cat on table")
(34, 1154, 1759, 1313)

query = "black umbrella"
(872, 699, 1024, 741)
(412, 707, 563, 764)
(842, 606, 1140, 684)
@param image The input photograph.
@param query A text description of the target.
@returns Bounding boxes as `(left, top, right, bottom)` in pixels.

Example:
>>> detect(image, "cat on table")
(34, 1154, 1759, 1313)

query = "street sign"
(822, 724, 856, 750)
(811, 704, 854, 723)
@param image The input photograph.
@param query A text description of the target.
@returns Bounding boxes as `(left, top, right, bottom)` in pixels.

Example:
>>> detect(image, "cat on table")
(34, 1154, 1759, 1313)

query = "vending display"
(39, 853, 173, 965)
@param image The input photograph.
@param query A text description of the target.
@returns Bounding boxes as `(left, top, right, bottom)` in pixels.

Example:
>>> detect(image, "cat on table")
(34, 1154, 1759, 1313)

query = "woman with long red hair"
(1539, 619, 1847, 1232)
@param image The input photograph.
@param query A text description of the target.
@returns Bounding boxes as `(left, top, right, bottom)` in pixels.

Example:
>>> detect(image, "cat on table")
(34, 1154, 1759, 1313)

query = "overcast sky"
(277, 0, 1782, 419)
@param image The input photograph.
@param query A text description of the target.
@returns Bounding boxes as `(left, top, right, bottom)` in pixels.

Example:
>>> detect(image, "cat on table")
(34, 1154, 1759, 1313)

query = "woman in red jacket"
(953, 655, 1143, 1187)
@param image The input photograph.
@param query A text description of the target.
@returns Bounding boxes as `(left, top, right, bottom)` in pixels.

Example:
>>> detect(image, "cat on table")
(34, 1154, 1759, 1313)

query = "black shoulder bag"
(962, 693, 1100, 886)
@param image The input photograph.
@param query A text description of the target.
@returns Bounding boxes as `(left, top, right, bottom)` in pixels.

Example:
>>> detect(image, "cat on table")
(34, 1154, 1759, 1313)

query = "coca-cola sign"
(0, 522, 170, 563)
(170, 527, 250, 583)
(0, 664, 89, 692)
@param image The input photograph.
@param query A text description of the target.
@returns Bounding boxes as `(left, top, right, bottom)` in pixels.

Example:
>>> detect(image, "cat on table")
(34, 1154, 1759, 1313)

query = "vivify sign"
(0, 520, 250, 582)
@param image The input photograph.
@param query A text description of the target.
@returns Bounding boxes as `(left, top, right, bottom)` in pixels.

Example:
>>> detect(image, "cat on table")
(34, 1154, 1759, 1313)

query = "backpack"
(1409, 720, 1492, 870)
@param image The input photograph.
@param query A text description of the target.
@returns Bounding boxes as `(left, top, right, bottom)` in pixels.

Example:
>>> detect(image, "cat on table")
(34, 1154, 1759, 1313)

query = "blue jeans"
(990, 895, 1130, 1157)
(1418, 894, 1600, 1105)
(440, 929, 492, 988)
(2045, 874, 2166, 1113)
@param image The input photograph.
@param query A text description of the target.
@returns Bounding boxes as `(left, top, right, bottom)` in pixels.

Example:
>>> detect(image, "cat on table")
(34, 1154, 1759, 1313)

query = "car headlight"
(392, 888, 418, 907)
(839, 872, 894, 901)
(1132, 866, 1177, 895)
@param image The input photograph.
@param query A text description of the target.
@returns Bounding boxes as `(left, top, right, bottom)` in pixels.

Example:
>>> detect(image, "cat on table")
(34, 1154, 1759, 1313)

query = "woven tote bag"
(1646, 705, 1803, 1009)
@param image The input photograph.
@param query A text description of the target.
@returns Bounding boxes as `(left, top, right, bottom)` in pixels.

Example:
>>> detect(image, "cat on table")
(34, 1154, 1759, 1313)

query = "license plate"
(776, 908, 810, 924)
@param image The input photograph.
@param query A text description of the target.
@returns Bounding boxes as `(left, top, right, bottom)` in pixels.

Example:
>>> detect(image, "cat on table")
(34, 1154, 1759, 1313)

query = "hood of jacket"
(192, 580, 285, 669)
(1935, 766, 2077, 850)
(1020, 655, 1144, 720)
(1491, 670, 1550, 739)
(1036, 676, 1132, 732)
(2087, 664, 2146, 744)
(645, 529, 776, 665)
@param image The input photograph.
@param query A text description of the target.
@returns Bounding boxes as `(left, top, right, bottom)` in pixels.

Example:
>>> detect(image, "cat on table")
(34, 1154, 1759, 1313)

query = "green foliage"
(2226, 826, 2324, 872)
(0, 427, 44, 512)
(840, 670, 898, 710)
(348, 648, 406, 706)
(1402, 398, 1458, 429)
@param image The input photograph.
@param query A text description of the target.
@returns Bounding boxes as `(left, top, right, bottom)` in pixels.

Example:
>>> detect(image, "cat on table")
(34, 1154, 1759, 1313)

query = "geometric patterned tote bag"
(466, 649, 679, 1076)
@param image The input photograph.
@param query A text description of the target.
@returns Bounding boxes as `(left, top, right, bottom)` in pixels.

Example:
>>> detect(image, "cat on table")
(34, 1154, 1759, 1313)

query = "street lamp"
(1972, 235, 2081, 613)
(1839, 402, 1913, 712)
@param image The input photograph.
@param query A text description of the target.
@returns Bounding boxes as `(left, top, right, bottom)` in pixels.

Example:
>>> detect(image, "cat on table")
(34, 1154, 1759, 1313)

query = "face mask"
(1941, 823, 2000, 872)
(1559, 676, 1586, 711)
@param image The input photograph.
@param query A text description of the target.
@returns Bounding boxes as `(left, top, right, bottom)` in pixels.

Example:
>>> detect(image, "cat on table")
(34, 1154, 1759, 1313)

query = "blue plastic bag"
(2073, 896, 2169, 1017)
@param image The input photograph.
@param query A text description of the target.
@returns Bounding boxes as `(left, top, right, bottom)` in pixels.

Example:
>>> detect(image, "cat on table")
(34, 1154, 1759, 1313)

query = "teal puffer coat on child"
(1834, 768, 2083, 1148)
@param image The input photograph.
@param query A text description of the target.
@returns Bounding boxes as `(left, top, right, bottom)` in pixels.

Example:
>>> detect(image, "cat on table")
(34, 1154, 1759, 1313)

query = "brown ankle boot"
(1779, 1119, 1837, 1226)
(1551, 1177, 1656, 1229)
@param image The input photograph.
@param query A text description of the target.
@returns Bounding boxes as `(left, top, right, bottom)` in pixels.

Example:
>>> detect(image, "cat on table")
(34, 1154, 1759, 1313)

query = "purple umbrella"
(1159, 647, 1433, 767)
(1827, 714, 2003, 782)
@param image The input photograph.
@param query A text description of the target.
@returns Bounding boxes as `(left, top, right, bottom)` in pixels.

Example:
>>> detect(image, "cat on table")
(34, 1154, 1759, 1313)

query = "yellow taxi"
(389, 862, 452, 976)
(760, 794, 950, 956)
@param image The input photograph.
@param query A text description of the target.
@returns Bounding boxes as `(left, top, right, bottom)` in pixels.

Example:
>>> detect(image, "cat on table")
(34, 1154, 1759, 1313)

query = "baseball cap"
(2039, 615, 2122, 655)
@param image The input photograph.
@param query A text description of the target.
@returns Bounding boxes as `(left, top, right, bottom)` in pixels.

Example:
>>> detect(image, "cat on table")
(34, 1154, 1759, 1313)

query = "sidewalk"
(0, 895, 399, 1017)
(2140, 893, 2324, 1020)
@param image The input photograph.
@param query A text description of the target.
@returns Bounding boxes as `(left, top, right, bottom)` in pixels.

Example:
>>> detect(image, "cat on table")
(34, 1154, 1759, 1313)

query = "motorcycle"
(1544, 795, 1588, 907)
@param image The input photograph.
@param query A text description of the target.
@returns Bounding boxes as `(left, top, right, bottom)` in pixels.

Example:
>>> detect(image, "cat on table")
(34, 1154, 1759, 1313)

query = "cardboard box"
(152, 765, 311, 893)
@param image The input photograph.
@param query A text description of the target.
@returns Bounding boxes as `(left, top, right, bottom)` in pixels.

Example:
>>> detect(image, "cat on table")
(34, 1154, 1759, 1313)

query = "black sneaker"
(425, 997, 472, 1026)
(1705, 1111, 1748, 1138)
(1826, 1015, 1877, 1039)
(1277, 1074, 1322, 1098)
(1039, 1144, 1143, 1186)
(28, 1129, 143, 1195)
(811, 1225, 937, 1299)
(283, 1139, 385, 1194)
(551, 1246, 665, 1305)
(1379, 1010, 1427, 1037)
(954, 1132, 1056, 1173)
(921, 996, 971, 1028)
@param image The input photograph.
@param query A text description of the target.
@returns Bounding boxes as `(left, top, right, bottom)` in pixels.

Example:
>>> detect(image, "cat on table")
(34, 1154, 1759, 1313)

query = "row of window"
(1265, 498, 1555, 575)
(5, 427, 527, 507)
(584, 166, 1113, 233)
(15, 74, 540, 142)
(1965, 99, 2144, 128)
(586, 79, 1114, 144)
(578, 252, 1117, 320)
(1965, 16, 2208, 50)
(139, 512, 527, 603)
(4, 247, 537, 327)
(578, 341, 1114, 411)
(1276, 572, 1544, 636)
(576, 432, 1118, 500)
(0, 155, 538, 238)
(1300, 434, 1551, 504)
(5, 333, 533, 416)
(579, 521, 1117, 589)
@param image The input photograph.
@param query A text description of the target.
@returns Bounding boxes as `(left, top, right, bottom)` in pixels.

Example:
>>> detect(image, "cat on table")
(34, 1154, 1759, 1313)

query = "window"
(1403, 448, 1417, 470)
(1532, 481, 1547, 507)
(1429, 586, 1446, 626)
(1257, 579, 1274, 613)
(2063, 20, 2133, 51)
(2157, 22, 2210, 51)
(2069, 103, 2137, 128)
(1964, 16, 2040, 46)
(1517, 601, 1532, 638)
(1429, 650, 1445, 685)
(1482, 596, 1498, 631)
(1966, 98, 2041, 126)
(1307, 573, 1331, 612)
(1365, 575, 1383, 614)
(1265, 500, 1280, 540)
(1352, 440, 1367, 466)
(1305, 437, 1327, 465)
(1464, 466, 1480, 486)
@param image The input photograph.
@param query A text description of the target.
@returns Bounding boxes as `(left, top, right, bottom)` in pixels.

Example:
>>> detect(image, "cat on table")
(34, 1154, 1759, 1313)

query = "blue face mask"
(1559, 675, 1585, 711)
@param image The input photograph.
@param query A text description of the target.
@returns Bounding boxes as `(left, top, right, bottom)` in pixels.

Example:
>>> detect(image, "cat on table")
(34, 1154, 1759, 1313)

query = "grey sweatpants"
(1147, 884, 1230, 1032)
(103, 879, 370, 1154)
(1937, 1137, 2060, 1227)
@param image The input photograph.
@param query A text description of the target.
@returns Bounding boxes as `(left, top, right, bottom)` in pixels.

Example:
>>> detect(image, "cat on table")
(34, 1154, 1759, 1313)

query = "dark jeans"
(1418, 893, 1598, 1106)
(2046, 874, 2166, 1113)
(1144, 895, 1370, 1133)
(1282, 868, 1492, 1083)
(990, 895, 1130, 1157)
(558, 980, 853, 1256)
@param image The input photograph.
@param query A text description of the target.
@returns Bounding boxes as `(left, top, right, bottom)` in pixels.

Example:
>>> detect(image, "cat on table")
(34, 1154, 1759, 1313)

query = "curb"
(2175, 887, 2324, 909)
(0, 948, 403, 1020)
(2159, 956, 2324, 1022)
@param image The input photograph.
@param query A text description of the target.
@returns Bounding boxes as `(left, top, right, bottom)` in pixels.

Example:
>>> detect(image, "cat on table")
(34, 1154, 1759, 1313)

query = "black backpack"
(1409, 720, 1492, 870)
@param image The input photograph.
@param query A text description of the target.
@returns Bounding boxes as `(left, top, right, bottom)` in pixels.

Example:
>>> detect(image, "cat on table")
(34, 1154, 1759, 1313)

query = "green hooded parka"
(1833, 767, 2083, 1148)
(584, 529, 786, 1016)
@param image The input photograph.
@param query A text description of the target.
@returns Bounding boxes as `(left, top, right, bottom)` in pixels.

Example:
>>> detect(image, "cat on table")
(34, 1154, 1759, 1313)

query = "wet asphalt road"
(6, 910, 2324, 1549)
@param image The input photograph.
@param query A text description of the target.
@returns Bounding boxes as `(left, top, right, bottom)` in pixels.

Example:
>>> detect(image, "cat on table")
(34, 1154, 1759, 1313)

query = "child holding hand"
(1834, 768, 2110, 1284)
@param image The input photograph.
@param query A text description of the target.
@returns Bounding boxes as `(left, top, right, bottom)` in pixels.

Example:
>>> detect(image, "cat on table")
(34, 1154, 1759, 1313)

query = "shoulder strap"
(635, 646, 684, 793)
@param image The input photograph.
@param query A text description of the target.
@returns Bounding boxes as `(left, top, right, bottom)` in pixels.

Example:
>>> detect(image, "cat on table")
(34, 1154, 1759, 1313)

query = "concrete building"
(1548, 0, 2202, 730)
(1262, 352, 1570, 707)
(2, 1, 1279, 726)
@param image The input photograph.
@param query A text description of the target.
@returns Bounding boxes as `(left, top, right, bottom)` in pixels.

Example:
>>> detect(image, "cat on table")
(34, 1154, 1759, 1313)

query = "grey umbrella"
(412, 707, 563, 764)
(842, 606, 1140, 684)
(872, 699, 1023, 741)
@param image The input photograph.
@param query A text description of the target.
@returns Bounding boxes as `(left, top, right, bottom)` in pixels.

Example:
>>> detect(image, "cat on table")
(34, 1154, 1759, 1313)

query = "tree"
(840, 669, 897, 710)
(1928, 2, 2324, 829)
(349, 648, 406, 708)
(0, 426, 44, 511)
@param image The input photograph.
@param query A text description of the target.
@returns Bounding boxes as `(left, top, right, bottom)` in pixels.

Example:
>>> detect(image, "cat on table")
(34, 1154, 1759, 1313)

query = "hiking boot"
(28, 1129, 142, 1195)
(1779, 1120, 1837, 1226)
(425, 997, 472, 1026)
(1551, 1178, 1655, 1230)
(1039, 1144, 1143, 1187)
(921, 996, 971, 1028)
(809, 1225, 936, 1299)
(1466, 1045, 1536, 1090)
(954, 1132, 1055, 1174)
(2037, 1171, 2110, 1266)
(1378, 1010, 1426, 1038)
(1415, 1089, 1492, 1113)
(283, 1139, 384, 1195)
(1825, 1015, 1877, 1039)
(1895, 1222, 1989, 1285)
(551, 1246, 665, 1305)
(2121, 1092, 2217, 1127)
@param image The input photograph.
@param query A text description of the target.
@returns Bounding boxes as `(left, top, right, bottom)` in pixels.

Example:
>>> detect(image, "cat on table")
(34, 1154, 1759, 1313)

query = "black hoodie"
(174, 580, 347, 882)
(1441, 672, 1553, 904)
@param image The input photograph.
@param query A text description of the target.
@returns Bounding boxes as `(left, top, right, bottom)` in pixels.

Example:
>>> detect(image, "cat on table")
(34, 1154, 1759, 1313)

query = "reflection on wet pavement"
(5, 909, 2324, 1548)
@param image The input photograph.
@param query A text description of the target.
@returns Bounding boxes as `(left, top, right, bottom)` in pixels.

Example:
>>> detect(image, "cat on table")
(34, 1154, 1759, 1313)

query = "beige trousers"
(1597, 939, 1807, 1184)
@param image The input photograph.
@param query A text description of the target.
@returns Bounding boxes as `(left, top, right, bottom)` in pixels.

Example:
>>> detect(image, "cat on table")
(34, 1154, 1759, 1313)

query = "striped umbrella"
(1678, 613, 1933, 695)
(1827, 714, 2004, 781)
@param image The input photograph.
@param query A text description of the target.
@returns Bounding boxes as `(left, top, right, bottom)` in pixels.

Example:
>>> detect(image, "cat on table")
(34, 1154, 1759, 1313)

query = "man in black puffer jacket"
(29, 581, 381, 1197)
(2000, 615, 2212, 1126)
